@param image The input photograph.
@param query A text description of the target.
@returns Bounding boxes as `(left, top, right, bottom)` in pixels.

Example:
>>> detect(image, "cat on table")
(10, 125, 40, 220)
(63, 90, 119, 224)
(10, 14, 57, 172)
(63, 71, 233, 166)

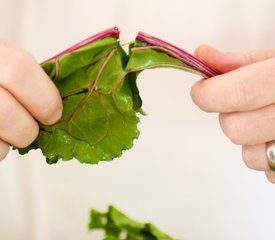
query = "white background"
(1, 0, 275, 239)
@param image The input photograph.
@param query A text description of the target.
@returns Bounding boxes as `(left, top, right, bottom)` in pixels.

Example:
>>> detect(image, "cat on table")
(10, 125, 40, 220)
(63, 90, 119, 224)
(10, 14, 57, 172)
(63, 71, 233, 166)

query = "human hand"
(191, 44, 275, 184)
(0, 39, 62, 160)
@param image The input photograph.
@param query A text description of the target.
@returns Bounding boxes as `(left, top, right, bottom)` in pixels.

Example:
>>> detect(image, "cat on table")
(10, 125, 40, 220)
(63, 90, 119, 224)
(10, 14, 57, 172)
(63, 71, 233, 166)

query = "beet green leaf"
(18, 27, 218, 164)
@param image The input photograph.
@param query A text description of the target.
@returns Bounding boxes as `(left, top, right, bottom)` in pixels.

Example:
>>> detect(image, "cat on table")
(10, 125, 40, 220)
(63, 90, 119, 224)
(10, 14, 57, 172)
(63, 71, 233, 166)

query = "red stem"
(44, 26, 120, 63)
(136, 32, 220, 78)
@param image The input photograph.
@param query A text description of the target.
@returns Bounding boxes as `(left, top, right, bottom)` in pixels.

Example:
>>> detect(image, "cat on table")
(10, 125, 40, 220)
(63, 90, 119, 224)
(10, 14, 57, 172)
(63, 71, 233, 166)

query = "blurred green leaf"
(89, 206, 174, 240)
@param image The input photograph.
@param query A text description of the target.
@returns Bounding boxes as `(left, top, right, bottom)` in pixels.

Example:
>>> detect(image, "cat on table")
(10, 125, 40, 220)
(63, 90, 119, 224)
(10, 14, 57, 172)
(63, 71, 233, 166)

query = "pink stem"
(136, 32, 220, 77)
(44, 26, 120, 62)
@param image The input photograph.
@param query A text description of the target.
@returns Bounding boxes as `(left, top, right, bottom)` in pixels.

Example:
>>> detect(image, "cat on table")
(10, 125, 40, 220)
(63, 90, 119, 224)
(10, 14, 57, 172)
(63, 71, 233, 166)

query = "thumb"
(194, 45, 275, 73)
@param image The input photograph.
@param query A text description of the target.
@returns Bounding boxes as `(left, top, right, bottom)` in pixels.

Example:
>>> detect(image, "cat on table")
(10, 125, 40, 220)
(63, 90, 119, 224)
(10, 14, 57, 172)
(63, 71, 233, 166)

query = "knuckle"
(219, 113, 243, 145)
(226, 80, 249, 110)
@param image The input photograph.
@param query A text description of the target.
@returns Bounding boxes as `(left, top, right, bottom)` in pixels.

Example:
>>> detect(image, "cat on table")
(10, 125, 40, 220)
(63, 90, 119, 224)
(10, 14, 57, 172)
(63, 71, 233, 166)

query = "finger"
(242, 144, 269, 171)
(265, 170, 275, 184)
(219, 104, 275, 145)
(0, 87, 39, 148)
(191, 58, 275, 113)
(0, 39, 62, 125)
(0, 139, 10, 161)
(194, 45, 275, 73)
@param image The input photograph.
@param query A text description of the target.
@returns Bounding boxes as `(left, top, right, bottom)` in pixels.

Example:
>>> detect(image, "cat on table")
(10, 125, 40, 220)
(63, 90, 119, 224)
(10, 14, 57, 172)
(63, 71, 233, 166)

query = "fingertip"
(42, 105, 63, 125)
(194, 44, 208, 59)
(195, 44, 220, 59)
(35, 70, 63, 125)
(195, 45, 246, 73)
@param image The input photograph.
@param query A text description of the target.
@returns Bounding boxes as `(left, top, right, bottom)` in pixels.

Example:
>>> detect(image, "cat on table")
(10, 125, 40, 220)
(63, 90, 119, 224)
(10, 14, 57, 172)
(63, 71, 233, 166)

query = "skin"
(0, 39, 62, 160)
(191, 44, 275, 184)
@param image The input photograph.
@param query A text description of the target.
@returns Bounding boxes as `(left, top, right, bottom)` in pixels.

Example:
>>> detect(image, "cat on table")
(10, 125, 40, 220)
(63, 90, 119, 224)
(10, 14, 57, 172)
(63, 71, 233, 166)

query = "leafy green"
(18, 27, 218, 164)
(89, 205, 174, 240)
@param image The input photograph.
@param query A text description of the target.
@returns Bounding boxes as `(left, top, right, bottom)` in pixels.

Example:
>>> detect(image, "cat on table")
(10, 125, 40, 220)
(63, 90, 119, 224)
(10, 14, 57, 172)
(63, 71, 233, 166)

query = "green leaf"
(17, 27, 218, 164)
(89, 205, 175, 240)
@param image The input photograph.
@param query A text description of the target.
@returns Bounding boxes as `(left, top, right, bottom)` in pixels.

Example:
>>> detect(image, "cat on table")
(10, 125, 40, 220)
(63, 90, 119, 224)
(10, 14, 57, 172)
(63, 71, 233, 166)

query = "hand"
(0, 39, 62, 160)
(191, 44, 275, 184)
